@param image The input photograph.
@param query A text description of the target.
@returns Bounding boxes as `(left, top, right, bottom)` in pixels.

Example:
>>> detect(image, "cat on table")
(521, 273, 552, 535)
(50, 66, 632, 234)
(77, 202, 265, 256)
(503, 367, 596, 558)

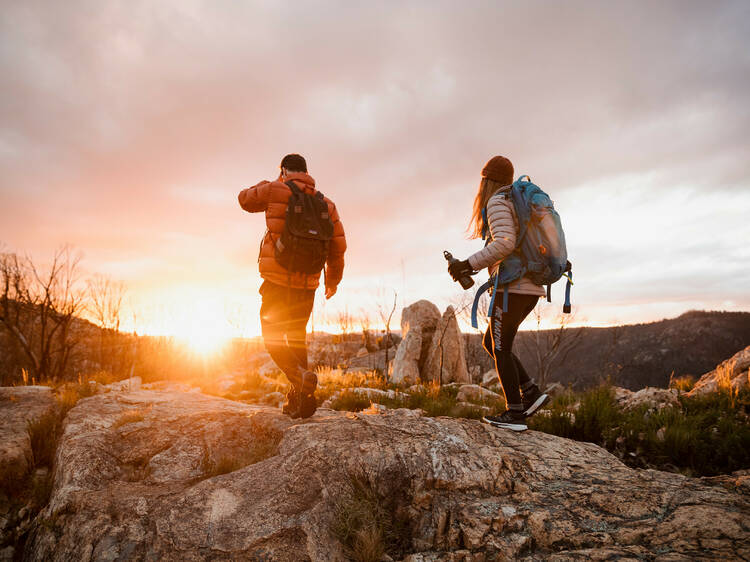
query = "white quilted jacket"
(467, 188, 545, 297)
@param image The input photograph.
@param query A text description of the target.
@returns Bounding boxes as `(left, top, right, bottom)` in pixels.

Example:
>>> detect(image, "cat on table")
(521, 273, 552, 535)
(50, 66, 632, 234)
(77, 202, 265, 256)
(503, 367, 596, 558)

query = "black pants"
(482, 293, 539, 407)
(259, 280, 315, 390)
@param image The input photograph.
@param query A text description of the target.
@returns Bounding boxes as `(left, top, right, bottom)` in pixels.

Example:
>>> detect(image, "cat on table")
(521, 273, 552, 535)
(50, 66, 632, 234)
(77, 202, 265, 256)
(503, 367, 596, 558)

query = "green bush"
(329, 384, 506, 420)
(528, 384, 750, 476)
(329, 390, 373, 413)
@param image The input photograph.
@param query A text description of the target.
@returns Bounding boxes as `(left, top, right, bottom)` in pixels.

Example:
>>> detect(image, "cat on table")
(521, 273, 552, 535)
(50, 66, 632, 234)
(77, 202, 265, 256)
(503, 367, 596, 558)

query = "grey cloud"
(1, 0, 749, 322)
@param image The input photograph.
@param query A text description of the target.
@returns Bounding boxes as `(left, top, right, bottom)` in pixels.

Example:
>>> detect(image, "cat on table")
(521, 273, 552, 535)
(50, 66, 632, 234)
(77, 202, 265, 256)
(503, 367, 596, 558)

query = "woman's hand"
(448, 258, 475, 281)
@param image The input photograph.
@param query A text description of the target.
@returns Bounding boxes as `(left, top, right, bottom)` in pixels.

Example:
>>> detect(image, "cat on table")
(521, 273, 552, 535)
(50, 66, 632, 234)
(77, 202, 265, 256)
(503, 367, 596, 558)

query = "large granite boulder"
(391, 326, 423, 385)
(422, 306, 471, 385)
(689, 345, 750, 396)
(391, 301, 437, 385)
(21, 390, 749, 560)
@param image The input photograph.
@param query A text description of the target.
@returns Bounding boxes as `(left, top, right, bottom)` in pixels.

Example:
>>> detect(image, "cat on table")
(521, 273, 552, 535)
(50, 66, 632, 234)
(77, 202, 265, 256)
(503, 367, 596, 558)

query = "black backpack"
(274, 180, 334, 275)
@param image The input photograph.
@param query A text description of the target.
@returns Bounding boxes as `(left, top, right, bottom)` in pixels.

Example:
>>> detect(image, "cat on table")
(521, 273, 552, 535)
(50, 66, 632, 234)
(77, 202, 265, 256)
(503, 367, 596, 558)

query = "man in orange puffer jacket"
(238, 154, 346, 418)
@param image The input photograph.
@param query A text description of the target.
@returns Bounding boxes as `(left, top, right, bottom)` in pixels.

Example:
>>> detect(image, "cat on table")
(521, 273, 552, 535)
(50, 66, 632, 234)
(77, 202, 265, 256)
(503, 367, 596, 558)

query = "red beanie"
(481, 155, 514, 185)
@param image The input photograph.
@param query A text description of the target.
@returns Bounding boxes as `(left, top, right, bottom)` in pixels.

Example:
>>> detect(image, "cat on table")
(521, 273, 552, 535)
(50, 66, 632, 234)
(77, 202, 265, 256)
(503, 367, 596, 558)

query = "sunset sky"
(2, 1, 749, 339)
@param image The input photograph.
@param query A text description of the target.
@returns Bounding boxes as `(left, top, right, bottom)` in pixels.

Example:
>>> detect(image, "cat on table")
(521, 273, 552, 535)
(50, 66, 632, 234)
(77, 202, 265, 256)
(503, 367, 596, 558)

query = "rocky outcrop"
(456, 384, 501, 404)
(346, 348, 391, 374)
(689, 345, 750, 396)
(480, 369, 498, 387)
(423, 306, 471, 385)
(21, 390, 750, 560)
(613, 386, 680, 411)
(393, 301, 471, 385)
(391, 327, 423, 385)
(392, 300, 442, 385)
(0, 386, 55, 479)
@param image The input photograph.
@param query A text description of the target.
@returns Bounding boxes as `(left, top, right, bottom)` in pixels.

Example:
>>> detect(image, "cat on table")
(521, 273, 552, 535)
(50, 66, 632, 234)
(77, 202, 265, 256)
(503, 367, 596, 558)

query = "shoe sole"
(482, 416, 527, 432)
(523, 393, 550, 416)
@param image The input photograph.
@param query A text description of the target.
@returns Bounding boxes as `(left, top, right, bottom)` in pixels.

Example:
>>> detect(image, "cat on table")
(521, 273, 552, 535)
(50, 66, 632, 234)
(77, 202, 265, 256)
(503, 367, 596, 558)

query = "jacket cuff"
(467, 254, 481, 272)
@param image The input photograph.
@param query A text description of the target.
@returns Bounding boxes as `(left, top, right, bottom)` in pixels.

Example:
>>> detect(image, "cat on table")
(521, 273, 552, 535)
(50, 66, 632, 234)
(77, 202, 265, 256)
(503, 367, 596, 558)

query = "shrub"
(573, 385, 621, 444)
(27, 408, 64, 469)
(330, 476, 410, 562)
(529, 384, 750, 477)
(7, 382, 94, 509)
(328, 383, 506, 420)
(669, 374, 695, 392)
(329, 390, 373, 413)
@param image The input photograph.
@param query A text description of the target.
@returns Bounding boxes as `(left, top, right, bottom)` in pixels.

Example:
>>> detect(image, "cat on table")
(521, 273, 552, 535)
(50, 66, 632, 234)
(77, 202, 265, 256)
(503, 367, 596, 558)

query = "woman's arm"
(467, 194, 517, 271)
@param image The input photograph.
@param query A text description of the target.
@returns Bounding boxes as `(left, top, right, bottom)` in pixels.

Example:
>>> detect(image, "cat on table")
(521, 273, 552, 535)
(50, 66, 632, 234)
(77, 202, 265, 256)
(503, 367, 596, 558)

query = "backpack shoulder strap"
(284, 180, 301, 194)
(509, 184, 530, 246)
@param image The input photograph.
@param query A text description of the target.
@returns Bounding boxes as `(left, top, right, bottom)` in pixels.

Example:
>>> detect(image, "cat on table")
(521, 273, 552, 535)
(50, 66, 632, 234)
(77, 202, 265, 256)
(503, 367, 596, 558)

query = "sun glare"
(155, 293, 235, 355)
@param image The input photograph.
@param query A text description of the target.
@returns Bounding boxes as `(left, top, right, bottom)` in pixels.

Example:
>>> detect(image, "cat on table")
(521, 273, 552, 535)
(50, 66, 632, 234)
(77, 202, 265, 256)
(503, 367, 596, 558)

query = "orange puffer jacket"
(238, 172, 346, 290)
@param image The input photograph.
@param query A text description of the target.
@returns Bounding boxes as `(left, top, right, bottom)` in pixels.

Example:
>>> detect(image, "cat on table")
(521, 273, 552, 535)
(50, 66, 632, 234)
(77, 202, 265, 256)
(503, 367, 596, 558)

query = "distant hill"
(466, 310, 750, 390)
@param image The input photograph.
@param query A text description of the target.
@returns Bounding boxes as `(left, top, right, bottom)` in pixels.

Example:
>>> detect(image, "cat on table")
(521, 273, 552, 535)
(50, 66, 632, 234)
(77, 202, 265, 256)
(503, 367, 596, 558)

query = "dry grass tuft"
(669, 374, 696, 392)
(113, 409, 146, 428)
(330, 474, 411, 562)
(26, 408, 63, 469)
(331, 478, 388, 562)
(315, 367, 388, 404)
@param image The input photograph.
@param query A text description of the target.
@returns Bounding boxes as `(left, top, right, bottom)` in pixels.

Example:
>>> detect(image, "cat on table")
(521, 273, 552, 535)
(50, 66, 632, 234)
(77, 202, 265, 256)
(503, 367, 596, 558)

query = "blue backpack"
(470, 175, 573, 328)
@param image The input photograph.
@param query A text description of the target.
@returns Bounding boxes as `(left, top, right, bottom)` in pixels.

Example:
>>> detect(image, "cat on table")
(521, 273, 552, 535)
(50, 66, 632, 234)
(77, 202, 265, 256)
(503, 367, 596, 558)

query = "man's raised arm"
(324, 203, 346, 298)
(238, 180, 272, 213)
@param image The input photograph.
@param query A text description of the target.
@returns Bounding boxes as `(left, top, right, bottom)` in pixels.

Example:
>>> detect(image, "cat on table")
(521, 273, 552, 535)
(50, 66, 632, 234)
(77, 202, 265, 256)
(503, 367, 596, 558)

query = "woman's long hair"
(468, 177, 508, 239)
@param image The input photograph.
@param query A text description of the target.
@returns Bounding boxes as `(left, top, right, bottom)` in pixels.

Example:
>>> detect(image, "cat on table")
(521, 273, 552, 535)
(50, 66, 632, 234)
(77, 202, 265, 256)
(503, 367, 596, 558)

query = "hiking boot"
(301, 370, 318, 395)
(482, 410, 528, 432)
(522, 385, 549, 417)
(298, 391, 317, 419)
(282, 388, 301, 417)
(297, 370, 318, 419)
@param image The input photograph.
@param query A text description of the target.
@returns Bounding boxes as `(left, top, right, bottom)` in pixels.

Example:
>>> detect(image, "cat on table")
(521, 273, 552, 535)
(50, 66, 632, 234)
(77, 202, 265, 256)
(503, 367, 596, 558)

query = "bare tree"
(358, 309, 379, 352)
(87, 275, 125, 332)
(0, 248, 84, 383)
(376, 289, 398, 372)
(520, 303, 583, 391)
(87, 274, 128, 375)
(336, 306, 353, 341)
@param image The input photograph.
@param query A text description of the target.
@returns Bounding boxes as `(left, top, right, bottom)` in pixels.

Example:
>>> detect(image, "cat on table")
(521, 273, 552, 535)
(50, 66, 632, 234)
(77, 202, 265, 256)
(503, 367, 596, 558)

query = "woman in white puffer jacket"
(448, 155, 549, 431)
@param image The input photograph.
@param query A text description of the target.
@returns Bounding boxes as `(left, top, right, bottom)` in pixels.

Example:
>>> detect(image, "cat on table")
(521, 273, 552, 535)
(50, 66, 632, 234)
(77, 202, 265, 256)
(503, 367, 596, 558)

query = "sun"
(167, 298, 234, 356)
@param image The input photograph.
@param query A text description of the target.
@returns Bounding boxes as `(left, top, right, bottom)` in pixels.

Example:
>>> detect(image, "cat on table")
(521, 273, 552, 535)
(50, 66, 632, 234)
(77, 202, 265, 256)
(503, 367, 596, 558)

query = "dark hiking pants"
(482, 293, 539, 409)
(259, 280, 315, 390)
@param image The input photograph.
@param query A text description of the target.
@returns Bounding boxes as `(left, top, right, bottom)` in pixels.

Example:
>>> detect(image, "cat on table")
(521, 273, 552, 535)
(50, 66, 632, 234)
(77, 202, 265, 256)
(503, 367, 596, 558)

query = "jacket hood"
(282, 172, 316, 194)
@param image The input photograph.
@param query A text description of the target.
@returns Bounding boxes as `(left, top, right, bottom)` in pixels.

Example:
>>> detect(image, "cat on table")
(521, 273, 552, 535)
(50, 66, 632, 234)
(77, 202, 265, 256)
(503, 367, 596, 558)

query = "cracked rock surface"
(21, 390, 750, 561)
(0, 386, 54, 478)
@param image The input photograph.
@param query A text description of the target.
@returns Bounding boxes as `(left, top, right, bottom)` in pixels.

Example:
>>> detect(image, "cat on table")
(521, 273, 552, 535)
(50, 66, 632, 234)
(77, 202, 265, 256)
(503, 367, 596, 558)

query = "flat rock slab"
(0, 386, 55, 479)
(24, 390, 750, 561)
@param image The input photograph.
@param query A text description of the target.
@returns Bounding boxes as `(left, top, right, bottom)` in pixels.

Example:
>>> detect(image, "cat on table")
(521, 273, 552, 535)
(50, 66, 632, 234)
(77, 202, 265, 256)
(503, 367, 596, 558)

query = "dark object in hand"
(444, 251, 475, 290)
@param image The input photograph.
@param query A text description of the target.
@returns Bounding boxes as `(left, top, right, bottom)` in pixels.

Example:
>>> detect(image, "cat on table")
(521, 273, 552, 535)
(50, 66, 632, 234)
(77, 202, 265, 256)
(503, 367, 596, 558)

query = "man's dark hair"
(280, 153, 307, 173)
